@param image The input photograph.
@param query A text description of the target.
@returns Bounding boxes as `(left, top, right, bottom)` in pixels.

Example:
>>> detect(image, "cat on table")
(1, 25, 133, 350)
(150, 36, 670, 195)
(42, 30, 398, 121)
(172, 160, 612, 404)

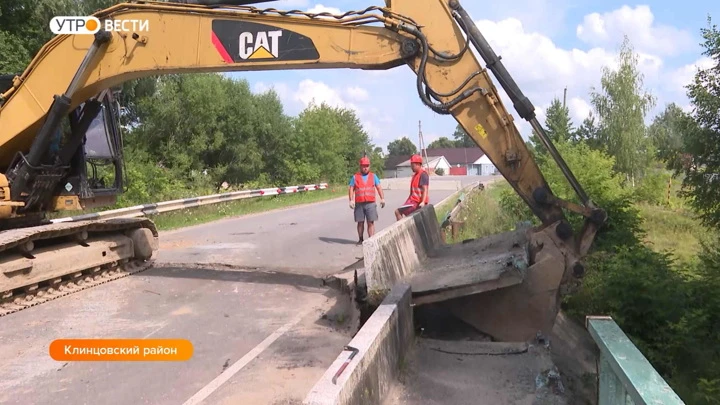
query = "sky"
(226, 0, 719, 153)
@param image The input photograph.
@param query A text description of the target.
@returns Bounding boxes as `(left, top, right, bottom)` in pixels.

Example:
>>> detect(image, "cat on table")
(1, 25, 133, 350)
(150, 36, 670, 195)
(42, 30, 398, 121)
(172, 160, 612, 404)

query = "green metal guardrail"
(441, 191, 466, 228)
(586, 316, 685, 405)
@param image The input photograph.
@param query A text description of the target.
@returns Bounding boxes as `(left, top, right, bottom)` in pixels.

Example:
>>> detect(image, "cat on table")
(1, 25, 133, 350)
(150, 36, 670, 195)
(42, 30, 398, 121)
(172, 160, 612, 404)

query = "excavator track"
(0, 217, 159, 317)
(0, 259, 153, 317)
(0, 217, 157, 253)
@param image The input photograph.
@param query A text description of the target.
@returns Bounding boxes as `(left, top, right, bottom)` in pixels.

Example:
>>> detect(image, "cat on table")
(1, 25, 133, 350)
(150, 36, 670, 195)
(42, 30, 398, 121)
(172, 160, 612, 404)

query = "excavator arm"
(0, 0, 606, 323)
(0, 0, 605, 240)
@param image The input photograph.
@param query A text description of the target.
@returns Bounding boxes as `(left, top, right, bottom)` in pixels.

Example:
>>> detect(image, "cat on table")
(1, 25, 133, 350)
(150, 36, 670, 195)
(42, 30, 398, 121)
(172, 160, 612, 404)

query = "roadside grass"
(441, 176, 709, 267)
(441, 184, 517, 244)
(634, 174, 711, 267)
(435, 190, 462, 224)
(147, 185, 346, 231)
(637, 203, 710, 266)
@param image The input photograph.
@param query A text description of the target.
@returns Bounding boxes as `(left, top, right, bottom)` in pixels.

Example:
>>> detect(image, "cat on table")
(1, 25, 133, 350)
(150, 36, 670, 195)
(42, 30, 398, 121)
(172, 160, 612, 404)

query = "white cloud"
(271, 0, 310, 9)
(667, 56, 714, 98)
(471, 7, 697, 137)
(567, 97, 592, 124)
(252, 79, 392, 143)
(246, 4, 704, 150)
(476, 18, 614, 96)
(252, 82, 291, 101)
(294, 79, 346, 107)
(306, 4, 342, 15)
(346, 86, 369, 101)
(473, 0, 571, 37)
(576, 5, 695, 57)
(473, 17, 614, 135)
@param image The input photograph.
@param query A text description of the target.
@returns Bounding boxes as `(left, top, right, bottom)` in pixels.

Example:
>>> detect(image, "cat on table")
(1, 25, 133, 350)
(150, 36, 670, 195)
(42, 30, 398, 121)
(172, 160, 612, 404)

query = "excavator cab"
(1, 87, 125, 221)
(59, 90, 125, 209)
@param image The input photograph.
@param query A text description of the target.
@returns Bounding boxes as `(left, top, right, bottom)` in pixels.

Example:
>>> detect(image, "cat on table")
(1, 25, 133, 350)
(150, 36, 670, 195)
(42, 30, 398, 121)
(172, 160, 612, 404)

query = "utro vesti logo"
(50, 16, 149, 34)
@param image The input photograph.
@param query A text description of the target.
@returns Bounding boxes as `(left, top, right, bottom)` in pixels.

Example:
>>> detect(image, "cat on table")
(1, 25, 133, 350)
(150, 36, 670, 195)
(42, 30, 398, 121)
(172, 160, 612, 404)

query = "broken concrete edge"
(323, 268, 361, 295)
(303, 283, 414, 405)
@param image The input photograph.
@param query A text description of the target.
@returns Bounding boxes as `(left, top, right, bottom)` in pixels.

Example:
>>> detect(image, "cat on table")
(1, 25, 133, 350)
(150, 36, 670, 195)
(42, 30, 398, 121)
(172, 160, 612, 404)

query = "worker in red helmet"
(349, 156, 385, 245)
(395, 154, 429, 220)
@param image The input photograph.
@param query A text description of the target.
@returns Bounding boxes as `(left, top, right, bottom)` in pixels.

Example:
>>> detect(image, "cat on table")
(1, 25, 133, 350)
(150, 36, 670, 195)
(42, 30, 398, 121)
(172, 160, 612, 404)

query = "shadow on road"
(318, 236, 358, 245)
(144, 264, 329, 291)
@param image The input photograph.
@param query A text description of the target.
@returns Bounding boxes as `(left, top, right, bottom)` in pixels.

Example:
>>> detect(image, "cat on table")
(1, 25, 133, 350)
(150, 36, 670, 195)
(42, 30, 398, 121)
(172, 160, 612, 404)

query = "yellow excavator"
(0, 0, 607, 327)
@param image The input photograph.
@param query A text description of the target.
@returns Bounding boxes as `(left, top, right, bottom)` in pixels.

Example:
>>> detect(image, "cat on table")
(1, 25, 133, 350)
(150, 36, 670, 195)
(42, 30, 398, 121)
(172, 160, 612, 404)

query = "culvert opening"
(413, 303, 493, 341)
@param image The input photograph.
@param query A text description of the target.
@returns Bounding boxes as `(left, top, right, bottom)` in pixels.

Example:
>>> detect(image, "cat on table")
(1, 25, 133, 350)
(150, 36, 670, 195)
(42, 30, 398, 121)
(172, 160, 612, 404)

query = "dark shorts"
(398, 198, 420, 216)
(354, 202, 378, 222)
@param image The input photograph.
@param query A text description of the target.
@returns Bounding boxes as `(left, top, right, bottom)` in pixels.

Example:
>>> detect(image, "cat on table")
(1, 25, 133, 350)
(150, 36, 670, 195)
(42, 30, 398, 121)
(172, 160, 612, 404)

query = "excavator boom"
(0, 0, 606, 329)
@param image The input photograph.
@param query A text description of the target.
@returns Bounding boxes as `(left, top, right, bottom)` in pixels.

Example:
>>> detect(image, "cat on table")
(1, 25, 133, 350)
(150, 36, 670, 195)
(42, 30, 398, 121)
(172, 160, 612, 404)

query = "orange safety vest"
(354, 172, 376, 203)
(410, 169, 429, 203)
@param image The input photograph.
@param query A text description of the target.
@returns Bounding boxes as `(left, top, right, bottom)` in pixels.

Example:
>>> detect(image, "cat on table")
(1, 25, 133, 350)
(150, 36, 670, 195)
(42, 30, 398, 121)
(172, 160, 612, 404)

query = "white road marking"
(181, 309, 310, 405)
(142, 324, 166, 339)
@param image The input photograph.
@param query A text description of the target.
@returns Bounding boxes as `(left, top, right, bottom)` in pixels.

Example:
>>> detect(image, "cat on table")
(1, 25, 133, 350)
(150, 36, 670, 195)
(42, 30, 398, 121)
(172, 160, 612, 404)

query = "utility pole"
(418, 120, 430, 172)
(563, 86, 567, 109)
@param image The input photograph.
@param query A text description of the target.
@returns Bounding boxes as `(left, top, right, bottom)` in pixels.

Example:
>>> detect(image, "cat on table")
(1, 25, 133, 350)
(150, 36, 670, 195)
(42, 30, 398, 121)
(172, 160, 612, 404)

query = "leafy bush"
(634, 169, 672, 206)
(564, 232, 720, 404)
(118, 150, 187, 206)
(674, 238, 720, 403)
(497, 140, 642, 251)
(493, 139, 720, 402)
(563, 246, 685, 375)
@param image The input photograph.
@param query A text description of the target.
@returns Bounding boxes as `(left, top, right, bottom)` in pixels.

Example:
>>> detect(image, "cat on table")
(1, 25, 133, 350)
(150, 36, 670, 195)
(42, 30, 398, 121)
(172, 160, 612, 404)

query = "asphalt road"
(153, 181, 473, 276)
(0, 177, 495, 405)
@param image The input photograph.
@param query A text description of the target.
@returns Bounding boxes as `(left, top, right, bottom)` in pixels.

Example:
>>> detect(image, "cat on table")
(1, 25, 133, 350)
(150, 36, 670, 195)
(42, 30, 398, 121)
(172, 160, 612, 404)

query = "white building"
(476, 154, 497, 176)
(381, 147, 497, 177)
(394, 155, 451, 177)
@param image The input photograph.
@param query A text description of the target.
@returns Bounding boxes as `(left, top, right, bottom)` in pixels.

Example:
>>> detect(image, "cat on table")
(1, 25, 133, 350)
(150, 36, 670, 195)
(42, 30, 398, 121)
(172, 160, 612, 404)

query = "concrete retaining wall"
(303, 283, 414, 405)
(363, 205, 443, 293)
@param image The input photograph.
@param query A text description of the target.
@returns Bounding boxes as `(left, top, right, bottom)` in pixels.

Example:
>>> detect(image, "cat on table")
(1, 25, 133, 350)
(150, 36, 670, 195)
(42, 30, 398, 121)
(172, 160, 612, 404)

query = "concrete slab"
(408, 228, 529, 305)
(382, 338, 569, 405)
(303, 283, 413, 405)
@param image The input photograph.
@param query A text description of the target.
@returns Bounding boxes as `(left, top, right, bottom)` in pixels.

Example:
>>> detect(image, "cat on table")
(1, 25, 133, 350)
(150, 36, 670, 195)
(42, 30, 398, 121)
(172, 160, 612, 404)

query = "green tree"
(530, 97, 575, 153)
(545, 97, 575, 143)
(0, 31, 31, 75)
(452, 124, 475, 147)
(367, 147, 385, 178)
(0, 0, 78, 74)
(428, 136, 455, 149)
(0, 0, 122, 74)
(589, 36, 657, 186)
(648, 103, 687, 164)
(127, 73, 292, 186)
(669, 17, 720, 230)
(288, 102, 377, 184)
(572, 112, 600, 147)
(387, 137, 417, 156)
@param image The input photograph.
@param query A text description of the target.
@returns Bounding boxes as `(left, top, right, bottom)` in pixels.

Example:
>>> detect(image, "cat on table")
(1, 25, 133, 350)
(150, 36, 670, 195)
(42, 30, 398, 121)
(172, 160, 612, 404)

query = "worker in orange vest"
(349, 156, 385, 245)
(395, 154, 429, 220)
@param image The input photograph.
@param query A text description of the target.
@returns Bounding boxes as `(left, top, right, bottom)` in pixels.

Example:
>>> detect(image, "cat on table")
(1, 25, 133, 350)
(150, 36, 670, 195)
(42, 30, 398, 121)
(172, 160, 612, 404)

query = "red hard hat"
(359, 156, 370, 166)
(410, 154, 423, 164)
